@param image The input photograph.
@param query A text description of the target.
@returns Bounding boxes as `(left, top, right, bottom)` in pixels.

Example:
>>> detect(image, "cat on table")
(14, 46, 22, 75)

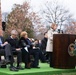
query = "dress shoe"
(5, 59, 10, 64)
(16, 66, 24, 70)
(25, 66, 31, 69)
(0, 60, 7, 65)
(10, 66, 19, 71)
(0, 60, 7, 68)
(1, 65, 6, 68)
(31, 66, 40, 68)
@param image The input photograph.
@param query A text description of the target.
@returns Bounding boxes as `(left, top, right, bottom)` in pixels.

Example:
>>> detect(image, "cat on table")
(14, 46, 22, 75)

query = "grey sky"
(1, 0, 76, 18)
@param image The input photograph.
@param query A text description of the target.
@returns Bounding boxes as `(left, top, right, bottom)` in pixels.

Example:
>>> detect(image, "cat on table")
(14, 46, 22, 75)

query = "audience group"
(0, 23, 58, 71)
(0, 30, 47, 71)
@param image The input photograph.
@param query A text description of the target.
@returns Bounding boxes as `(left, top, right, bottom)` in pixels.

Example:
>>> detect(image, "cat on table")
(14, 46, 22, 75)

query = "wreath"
(68, 43, 76, 56)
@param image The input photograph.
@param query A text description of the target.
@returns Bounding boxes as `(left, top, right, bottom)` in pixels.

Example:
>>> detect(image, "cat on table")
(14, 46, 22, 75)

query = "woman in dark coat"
(19, 31, 40, 68)
(19, 31, 31, 69)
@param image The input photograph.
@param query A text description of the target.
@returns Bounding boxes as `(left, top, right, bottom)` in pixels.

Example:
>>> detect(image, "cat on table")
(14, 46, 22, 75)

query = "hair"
(11, 30, 18, 35)
(34, 39, 38, 41)
(51, 23, 57, 29)
(20, 31, 27, 37)
(44, 32, 47, 35)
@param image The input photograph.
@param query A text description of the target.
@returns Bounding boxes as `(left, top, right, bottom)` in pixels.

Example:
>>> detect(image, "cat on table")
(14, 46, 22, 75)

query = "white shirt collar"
(10, 36, 14, 39)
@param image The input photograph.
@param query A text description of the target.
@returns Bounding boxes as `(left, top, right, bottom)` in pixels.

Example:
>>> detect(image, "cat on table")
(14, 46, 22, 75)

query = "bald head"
(11, 30, 18, 39)
(11, 30, 18, 35)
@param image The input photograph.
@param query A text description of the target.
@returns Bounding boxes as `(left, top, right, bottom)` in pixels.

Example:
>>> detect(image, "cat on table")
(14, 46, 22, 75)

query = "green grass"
(0, 63, 76, 75)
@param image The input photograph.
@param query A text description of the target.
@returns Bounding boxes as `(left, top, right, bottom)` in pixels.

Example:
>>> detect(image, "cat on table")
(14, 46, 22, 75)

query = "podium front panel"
(52, 34, 76, 69)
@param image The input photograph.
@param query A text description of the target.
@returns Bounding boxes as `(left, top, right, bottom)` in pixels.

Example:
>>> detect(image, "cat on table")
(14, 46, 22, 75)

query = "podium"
(52, 34, 76, 69)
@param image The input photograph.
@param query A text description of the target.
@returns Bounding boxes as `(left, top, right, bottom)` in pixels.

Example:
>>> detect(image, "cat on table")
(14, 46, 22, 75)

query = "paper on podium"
(24, 47, 28, 52)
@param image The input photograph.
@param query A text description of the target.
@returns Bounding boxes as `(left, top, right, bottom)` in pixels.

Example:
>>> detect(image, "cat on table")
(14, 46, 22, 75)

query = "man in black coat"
(40, 32, 48, 55)
(5, 30, 23, 71)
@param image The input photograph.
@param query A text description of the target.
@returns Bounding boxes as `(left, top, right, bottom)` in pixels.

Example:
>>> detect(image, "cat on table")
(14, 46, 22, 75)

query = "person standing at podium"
(46, 23, 58, 67)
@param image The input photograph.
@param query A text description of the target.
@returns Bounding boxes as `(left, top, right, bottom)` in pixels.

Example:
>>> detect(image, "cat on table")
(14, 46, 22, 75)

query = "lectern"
(52, 34, 76, 69)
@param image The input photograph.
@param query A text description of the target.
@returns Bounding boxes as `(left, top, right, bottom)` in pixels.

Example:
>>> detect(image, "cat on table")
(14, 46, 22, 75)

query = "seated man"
(0, 35, 12, 63)
(32, 39, 46, 63)
(0, 35, 18, 71)
(5, 30, 24, 71)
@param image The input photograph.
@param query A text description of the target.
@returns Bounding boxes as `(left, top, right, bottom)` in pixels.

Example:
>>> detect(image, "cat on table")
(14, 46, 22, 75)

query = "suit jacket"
(5, 36, 19, 49)
(0, 36, 4, 48)
(41, 37, 47, 51)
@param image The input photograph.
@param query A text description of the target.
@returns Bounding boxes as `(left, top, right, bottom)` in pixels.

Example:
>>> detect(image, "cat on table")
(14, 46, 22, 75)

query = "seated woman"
(19, 31, 31, 69)
(19, 31, 46, 68)
(19, 31, 41, 68)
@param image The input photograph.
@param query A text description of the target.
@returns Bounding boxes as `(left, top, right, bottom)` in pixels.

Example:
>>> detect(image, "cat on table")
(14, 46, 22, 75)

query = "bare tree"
(65, 22, 76, 34)
(41, 0, 73, 30)
(28, 12, 42, 32)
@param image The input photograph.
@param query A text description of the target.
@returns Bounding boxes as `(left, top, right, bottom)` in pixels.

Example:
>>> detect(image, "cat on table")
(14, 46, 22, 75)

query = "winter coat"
(46, 28, 58, 52)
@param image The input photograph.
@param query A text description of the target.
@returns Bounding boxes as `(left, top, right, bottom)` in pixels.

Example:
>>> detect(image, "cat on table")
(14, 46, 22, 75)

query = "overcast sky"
(1, 0, 76, 18)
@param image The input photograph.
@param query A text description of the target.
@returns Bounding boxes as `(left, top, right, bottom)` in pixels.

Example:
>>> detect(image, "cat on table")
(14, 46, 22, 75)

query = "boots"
(25, 63, 31, 69)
